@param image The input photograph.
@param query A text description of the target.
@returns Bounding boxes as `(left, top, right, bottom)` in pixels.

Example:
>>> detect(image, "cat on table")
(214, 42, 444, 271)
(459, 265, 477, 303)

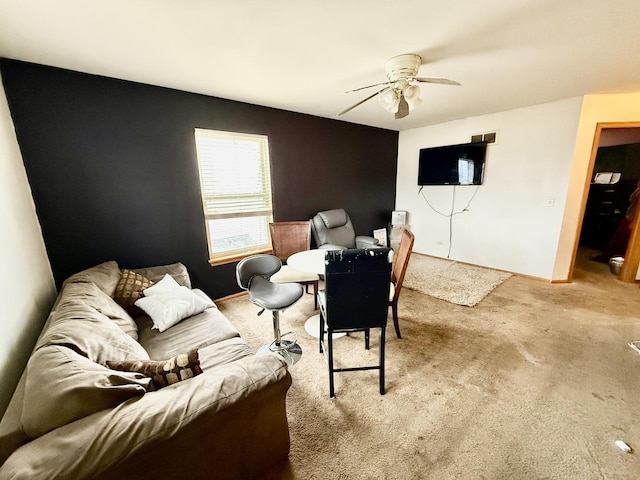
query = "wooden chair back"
(391, 228, 415, 301)
(269, 221, 313, 263)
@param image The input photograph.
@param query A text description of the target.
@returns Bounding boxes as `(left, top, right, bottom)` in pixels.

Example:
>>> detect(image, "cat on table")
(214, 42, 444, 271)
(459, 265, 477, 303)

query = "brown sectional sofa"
(0, 261, 292, 480)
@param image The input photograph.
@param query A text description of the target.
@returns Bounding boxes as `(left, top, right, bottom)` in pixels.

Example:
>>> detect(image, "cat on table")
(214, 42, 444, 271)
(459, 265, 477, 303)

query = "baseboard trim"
(216, 291, 247, 303)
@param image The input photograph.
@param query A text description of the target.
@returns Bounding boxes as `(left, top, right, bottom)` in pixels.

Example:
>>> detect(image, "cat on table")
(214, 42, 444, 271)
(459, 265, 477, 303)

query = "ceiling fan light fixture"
(403, 84, 422, 111)
(378, 88, 400, 113)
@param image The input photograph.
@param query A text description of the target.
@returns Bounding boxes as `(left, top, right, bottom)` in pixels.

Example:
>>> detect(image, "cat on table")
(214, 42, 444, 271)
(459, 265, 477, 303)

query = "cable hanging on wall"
(418, 185, 480, 258)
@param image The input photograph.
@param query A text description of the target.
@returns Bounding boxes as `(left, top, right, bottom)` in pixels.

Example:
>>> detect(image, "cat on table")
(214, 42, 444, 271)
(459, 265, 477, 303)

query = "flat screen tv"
(418, 141, 487, 186)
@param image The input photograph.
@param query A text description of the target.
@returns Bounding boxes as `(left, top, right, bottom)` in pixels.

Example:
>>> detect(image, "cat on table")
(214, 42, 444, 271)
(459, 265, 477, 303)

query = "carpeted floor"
(217, 247, 640, 479)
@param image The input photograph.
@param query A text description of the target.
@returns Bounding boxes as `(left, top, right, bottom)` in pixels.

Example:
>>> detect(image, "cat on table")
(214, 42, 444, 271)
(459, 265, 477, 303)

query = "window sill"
(208, 247, 273, 267)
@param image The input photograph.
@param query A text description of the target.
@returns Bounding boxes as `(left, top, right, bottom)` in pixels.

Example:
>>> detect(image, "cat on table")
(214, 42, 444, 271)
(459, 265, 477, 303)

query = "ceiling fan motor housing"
(385, 54, 421, 82)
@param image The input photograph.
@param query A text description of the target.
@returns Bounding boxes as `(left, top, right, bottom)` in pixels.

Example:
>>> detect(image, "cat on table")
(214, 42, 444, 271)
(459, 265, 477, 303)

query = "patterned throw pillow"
(107, 349, 202, 390)
(113, 269, 154, 315)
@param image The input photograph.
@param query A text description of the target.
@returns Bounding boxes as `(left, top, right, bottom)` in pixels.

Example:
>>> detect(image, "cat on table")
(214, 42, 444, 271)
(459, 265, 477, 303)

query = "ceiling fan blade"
(346, 81, 392, 93)
(414, 77, 461, 86)
(338, 87, 390, 116)
(395, 95, 409, 119)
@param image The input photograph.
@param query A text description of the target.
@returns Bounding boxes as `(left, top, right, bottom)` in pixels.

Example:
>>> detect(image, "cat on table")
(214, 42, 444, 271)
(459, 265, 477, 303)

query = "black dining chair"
(317, 248, 392, 397)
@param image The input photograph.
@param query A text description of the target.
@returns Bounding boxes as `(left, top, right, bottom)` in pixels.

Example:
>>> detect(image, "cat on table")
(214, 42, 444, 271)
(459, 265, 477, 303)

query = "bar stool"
(236, 254, 303, 365)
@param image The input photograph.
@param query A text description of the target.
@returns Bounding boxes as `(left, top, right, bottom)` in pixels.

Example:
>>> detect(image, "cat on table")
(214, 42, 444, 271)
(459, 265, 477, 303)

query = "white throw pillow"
(142, 273, 181, 297)
(135, 284, 214, 332)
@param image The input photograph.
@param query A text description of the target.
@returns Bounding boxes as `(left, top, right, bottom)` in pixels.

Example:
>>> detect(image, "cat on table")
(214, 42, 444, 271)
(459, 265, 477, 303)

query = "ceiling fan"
(338, 53, 460, 119)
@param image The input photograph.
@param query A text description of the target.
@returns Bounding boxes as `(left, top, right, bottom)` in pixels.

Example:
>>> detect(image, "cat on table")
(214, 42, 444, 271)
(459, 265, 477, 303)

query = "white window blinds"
(194, 129, 273, 261)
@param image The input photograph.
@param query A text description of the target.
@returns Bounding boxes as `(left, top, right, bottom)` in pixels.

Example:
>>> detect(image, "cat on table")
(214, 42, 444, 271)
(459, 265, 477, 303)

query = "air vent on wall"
(471, 132, 497, 144)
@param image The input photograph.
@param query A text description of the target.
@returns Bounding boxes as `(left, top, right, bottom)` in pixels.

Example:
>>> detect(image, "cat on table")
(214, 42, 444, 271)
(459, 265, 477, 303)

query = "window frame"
(194, 128, 274, 266)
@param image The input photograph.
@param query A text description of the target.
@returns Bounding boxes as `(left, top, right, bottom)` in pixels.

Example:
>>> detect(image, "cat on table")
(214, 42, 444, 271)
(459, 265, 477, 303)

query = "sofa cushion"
(135, 278, 214, 332)
(113, 269, 154, 316)
(37, 293, 149, 365)
(107, 349, 203, 389)
(62, 261, 121, 296)
(137, 302, 239, 360)
(133, 262, 192, 288)
(60, 282, 139, 340)
(197, 337, 253, 371)
(21, 345, 151, 439)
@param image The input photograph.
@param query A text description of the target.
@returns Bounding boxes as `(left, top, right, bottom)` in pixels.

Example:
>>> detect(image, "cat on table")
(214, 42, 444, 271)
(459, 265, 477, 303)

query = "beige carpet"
(217, 248, 640, 479)
(403, 253, 512, 307)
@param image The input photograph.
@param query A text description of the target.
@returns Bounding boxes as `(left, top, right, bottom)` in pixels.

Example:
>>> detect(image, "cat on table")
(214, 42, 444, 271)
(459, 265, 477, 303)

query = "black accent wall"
(1, 59, 398, 298)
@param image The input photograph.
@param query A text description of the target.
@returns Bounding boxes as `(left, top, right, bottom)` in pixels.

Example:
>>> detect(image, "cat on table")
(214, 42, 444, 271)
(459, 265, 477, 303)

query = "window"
(194, 129, 273, 265)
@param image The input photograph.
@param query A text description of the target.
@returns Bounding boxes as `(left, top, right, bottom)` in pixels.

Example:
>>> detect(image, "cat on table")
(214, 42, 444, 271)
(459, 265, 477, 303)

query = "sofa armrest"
(0, 353, 291, 480)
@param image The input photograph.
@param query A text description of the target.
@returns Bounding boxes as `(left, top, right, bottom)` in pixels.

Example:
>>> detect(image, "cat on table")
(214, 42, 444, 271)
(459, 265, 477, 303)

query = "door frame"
(578, 121, 640, 283)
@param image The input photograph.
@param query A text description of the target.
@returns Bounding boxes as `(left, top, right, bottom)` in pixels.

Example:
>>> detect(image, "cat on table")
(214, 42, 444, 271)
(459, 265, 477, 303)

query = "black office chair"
(236, 254, 304, 365)
(318, 248, 392, 397)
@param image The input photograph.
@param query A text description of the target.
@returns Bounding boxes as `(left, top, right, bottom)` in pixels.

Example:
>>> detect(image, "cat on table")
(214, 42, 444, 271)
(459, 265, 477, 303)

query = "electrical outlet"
(545, 197, 555, 207)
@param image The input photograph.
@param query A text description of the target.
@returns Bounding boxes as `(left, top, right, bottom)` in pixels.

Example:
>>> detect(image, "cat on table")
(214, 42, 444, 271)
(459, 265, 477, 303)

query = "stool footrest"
(269, 331, 299, 352)
(258, 338, 302, 366)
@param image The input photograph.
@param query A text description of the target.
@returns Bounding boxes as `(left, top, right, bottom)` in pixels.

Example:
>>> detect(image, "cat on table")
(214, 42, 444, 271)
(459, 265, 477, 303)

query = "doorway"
(577, 123, 640, 282)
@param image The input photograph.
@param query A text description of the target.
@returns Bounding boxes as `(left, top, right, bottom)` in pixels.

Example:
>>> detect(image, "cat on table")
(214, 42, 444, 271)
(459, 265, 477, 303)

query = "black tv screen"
(418, 141, 487, 186)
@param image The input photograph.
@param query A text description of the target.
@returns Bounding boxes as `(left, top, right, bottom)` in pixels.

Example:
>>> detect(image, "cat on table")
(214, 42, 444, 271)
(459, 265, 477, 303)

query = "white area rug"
(403, 254, 512, 307)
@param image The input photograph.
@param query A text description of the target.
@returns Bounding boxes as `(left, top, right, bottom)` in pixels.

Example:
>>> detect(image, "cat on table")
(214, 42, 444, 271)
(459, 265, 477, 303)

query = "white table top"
(288, 248, 394, 276)
(287, 249, 327, 275)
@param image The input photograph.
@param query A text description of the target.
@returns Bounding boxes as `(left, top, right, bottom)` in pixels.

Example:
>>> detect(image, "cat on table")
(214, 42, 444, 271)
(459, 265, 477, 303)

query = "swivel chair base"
(259, 312, 302, 366)
(258, 339, 302, 366)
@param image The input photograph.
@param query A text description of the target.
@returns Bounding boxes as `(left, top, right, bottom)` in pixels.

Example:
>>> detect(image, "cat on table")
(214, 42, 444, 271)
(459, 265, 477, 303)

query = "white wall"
(0, 75, 56, 417)
(396, 97, 583, 279)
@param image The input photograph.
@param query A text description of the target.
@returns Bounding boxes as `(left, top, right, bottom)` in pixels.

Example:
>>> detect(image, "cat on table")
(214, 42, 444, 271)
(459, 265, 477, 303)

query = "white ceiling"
(1, 0, 640, 132)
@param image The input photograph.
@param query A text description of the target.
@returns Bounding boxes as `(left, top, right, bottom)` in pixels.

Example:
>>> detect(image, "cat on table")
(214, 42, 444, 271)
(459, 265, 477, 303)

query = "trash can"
(609, 256, 624, 275)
